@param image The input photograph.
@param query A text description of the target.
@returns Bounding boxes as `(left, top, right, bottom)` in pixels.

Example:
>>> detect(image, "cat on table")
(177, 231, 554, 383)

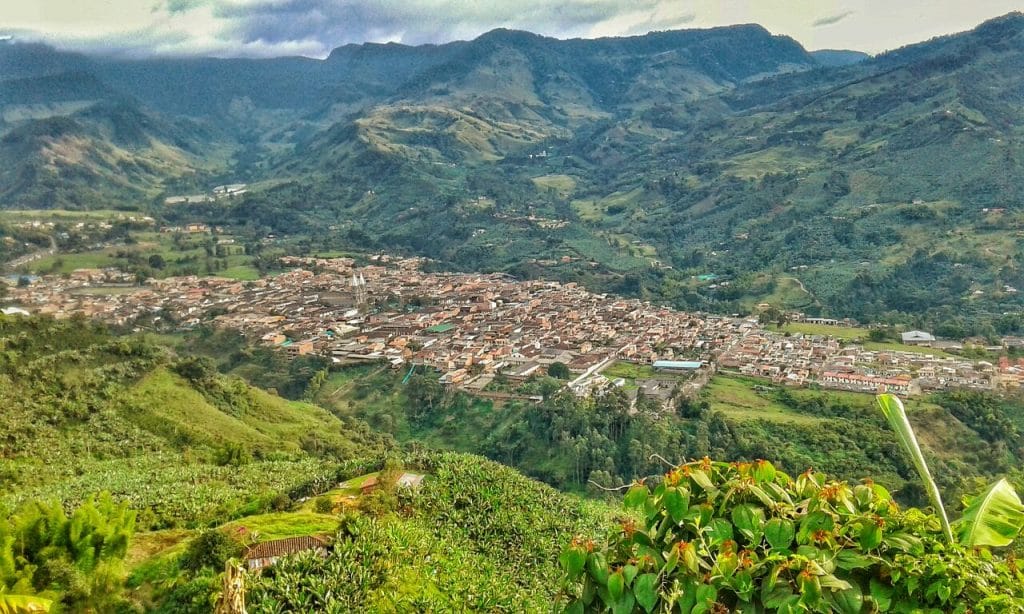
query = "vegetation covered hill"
(6, 16, 1024, 330)
(313, 364, 1023, 515)
(0, 314, 385, 528)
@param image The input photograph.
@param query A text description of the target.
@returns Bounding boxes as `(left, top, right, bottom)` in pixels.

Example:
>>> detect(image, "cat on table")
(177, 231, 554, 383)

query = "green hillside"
(0, 314, 384, 528)
(313, 365, 1018, 512)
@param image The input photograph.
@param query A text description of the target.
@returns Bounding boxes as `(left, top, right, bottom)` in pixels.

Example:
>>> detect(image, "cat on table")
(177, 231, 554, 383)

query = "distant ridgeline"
(2, 15, 1024, 331)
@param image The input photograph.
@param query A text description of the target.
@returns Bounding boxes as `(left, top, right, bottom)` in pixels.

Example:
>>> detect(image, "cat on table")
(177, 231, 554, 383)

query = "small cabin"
(244, 535, 329, 571)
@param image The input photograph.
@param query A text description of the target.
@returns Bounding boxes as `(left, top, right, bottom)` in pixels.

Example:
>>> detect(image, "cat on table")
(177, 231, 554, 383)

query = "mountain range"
(2, 14, 1024, 331)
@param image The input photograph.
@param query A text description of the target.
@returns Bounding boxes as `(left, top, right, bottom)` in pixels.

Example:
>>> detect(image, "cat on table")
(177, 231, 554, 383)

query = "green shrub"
(180, 529, 244, 573)
(314, 496, 334, 514)
(270, 493, 292, 512)
(561, 459, 1024, 612)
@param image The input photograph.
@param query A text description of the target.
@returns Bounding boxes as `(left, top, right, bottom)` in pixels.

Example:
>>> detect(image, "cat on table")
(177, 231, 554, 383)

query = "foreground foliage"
(246, 452, 611, 611)
(562, 459, 1024, 612)
(0, 494, 134, 612)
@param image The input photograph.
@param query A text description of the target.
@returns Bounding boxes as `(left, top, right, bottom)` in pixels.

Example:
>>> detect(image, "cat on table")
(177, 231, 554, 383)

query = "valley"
(4, 10, 1024, 613)
(2, 15, 1024, 336)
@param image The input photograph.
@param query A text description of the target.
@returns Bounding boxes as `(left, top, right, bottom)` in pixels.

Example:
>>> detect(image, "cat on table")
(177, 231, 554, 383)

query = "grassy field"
(704, 375, 827, 426)
(532, 174, 577, 197)
(770, 322, 871, 340)
(217, 265, 261, 280)
(744, 276, 819, 312)
(30, 250, 117, 273)
(600, 360, 691, 391)
(222, 512, 340, 540)
(0, 209, 138, 221)
(601, 361, 661, 381)
(765, 322, 955, 357)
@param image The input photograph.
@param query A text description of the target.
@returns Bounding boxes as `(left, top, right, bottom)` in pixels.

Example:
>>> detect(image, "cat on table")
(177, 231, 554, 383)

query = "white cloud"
(0, 0, 1021, 58)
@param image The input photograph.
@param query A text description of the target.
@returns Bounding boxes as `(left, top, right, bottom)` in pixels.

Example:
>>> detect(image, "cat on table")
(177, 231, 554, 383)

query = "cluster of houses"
(5, 254, 1024, 398)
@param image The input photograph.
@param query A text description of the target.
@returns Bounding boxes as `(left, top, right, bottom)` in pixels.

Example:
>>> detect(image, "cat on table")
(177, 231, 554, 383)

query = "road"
(4, 236, 56, 272)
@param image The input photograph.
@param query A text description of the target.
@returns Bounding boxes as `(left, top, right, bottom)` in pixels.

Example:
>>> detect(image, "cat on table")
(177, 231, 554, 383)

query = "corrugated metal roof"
(244, 535, 328, 560)
(653, 360, 702, 369)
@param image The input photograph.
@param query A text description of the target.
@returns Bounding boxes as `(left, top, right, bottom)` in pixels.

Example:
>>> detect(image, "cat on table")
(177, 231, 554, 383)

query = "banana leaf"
(957, 478, 1024, 547)
(0, 595, 52, 614)
(876, 394, 954, 543)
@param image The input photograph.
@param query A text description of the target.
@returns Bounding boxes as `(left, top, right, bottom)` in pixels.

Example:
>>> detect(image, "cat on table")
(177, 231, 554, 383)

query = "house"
(361, 472, 425, 495)
(397, 472, 425, 490)
(360, 475, 380, 495)
(283, 339, 315, 356)
(901, 331, 936, 345)
(244, 535, 329, 571)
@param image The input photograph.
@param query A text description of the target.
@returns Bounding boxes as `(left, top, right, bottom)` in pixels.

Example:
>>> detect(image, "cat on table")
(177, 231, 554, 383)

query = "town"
(6, 255, 1024, 408)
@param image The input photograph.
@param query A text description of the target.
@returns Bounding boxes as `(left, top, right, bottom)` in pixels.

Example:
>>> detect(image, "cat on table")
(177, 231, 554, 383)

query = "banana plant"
(877, 393, 1024, 547)
(0, 594, 52, 614)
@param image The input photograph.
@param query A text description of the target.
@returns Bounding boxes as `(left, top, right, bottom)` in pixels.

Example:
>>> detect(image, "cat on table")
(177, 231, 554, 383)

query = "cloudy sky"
(2, 0, 1021, 58)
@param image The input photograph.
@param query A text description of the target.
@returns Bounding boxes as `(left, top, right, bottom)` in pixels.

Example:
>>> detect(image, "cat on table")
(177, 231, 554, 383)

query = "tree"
(147, 254, 166, 269)
(547, 361, 571, 379)
(0, 494, 135, 611)
(868, 328, 889, 342)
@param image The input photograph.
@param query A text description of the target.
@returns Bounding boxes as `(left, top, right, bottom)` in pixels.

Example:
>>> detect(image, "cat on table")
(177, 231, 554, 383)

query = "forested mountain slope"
(2, 15, 1024, 329)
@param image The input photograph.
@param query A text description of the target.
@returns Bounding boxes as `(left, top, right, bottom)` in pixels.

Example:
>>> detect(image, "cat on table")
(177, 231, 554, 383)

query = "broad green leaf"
(676, 577, 698, 612)
(587, 552, 609, 585)
(753, 460, 776, 483)
(828, 584, 864, 614)
(876, 394, 953, 543)
(562, 599, 584, 614)
(689, 469, 716, 493)
(663, 546, 679, 574)
(560, 546, 587, 578)
(634, 573, 659, 613)
(664, 487, 690, 524)
(818, 574, 851, 590)
(762, 582, 794, 609)
(680, 542, 700, 574)
(956, 478, 1024, 547)
(611, 592, 635, 614)
(623, 564, 638, 586)
(582, 578, 597, 605)
(797, 572, 822, 606)
(764, 518, 795, 550)
(0, 596, 52, 614)
(884, 531, 923, 555)
(608, 570, 625, 601)
(835, 549, 874, 570)
(732, 570, 755, 601)
(775, 595, 803, 614)
(869, 577, 894, 611)
(797, 511, 834, 544)
(625, 484, 649, 509)
(707, 518, 734, 546)
(859, 523, 882, 550)
(731, 504, 764, 536)
(692, 584, 717, 614)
